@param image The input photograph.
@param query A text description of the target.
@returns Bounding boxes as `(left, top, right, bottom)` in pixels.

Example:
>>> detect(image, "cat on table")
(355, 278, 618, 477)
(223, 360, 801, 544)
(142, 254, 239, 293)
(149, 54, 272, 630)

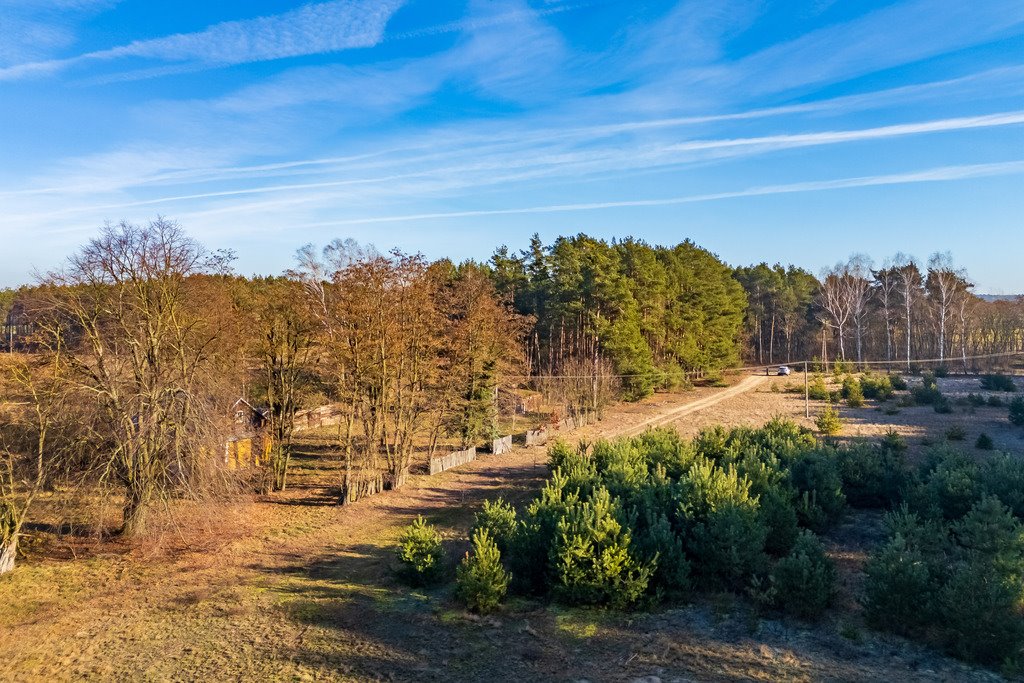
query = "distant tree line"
(733, 253, 1024, 370)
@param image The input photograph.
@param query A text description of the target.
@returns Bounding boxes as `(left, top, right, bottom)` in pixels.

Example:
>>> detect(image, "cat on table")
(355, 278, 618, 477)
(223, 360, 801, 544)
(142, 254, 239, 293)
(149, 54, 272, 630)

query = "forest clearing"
(3, 369, 1021, 682)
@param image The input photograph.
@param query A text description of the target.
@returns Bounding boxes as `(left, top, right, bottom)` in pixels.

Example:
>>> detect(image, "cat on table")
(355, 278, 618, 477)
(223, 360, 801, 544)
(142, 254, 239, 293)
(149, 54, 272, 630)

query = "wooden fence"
(293, 405, 344, 433)
(524, 427, 548, 447)
(489, 435, 513, 455)
(429, 447, 477, 475)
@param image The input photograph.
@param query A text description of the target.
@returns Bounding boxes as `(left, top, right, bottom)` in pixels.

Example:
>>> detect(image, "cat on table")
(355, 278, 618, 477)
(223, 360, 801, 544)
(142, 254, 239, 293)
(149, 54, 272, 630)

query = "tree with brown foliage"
(236, 277, 316, 493)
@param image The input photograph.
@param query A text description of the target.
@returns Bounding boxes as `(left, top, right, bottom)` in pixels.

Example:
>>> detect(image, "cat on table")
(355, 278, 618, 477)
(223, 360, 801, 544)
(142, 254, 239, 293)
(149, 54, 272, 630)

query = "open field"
(666, 374, 1024, 458)
(1, 372, 1021, 682)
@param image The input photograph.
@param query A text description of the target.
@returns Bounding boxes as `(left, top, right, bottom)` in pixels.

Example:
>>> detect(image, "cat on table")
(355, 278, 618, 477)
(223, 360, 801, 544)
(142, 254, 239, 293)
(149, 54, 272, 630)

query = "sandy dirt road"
(619, 374, 769, 437)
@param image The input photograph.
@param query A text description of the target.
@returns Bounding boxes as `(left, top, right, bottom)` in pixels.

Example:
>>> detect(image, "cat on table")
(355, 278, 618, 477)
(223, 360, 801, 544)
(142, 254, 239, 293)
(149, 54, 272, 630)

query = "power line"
(499, 350, 1024, 381)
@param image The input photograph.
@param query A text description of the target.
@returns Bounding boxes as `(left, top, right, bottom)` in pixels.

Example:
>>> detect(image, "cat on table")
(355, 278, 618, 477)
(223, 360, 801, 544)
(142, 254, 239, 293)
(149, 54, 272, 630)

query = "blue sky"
(1, 0, 1023, 291)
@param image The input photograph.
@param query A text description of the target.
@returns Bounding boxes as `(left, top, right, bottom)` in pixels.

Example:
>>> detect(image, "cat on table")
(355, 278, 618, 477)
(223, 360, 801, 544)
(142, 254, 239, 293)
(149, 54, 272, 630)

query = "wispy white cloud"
(729, 0, 1024, 96)
(73, 66, 1019, 196)
(0, 1, 117, 67)
(212, 58, 446, 115)
(3, 0, 1024, 284)
(665, 111, 1024, 155)
(22, 108, 1024, 214)
(11, 108, 1022, 221)
(451, 0, 569, 104)
(287, 161, 1024, 227)
(0, 0, 403, 81)
(386, 0, 590, 41)
(606, 0, 1024, 119)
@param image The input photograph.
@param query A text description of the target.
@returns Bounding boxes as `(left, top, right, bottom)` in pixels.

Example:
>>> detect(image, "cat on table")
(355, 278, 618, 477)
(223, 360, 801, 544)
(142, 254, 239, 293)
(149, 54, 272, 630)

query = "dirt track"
(620, 374, 769, 436)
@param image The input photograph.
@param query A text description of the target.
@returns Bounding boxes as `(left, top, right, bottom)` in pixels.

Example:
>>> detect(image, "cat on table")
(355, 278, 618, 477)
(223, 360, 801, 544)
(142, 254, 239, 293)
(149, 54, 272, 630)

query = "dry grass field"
(1, 372, 1020, 682)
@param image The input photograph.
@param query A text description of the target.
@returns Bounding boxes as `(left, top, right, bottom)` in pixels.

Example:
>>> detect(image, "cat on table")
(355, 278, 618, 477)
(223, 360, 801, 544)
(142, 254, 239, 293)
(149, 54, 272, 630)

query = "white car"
(777, 365, 792, 376)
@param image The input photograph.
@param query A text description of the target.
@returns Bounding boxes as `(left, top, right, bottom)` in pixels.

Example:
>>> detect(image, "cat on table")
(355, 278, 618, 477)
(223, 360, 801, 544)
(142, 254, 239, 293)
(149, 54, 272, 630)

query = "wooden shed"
(223, 399, 271, 470)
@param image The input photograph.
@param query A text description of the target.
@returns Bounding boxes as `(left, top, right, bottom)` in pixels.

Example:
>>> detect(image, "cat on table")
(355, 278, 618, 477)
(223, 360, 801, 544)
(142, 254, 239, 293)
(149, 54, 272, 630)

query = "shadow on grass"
(239, 458, 560, 680)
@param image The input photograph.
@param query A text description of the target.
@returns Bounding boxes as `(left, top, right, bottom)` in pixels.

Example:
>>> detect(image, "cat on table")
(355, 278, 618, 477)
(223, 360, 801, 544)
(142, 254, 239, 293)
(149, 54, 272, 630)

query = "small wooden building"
(223, 399, 271, 470)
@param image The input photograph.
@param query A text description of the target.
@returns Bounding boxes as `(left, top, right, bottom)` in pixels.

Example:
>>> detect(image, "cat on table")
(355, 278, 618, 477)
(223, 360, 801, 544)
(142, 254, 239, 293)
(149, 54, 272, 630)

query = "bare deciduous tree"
(892, 253, 923, 370)
(846, 254, 874, 365)
(927, 252, 972, 364)
(0, 356, 76, 573)
(873, 262, 900, 367)
(36, 219, 223, 537)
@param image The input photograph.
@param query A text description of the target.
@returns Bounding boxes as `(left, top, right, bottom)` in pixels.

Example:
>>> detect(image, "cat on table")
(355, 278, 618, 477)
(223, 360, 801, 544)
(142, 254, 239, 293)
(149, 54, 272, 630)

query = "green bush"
(631, 428, 697, 479)
(981, 373, 1018, 392)
(911, 450, 983, 520)
(512, 472, 577, 593)
(945, 425, 967, 441)
(832, 360, 854, 375)
(547, 440, 589, 475)
(473, 498, 518, 552)
(551, 487, 652, 608)
(807, 374, 829, 401)
(908, 371, 942, 405)
(966, 393, 987, 407)
(976, 432, 995, 450)
(461, 423, 1024, 667)
(842, 376, 865, 408)
(633, 509, 691, 595)
(933, 395, 953, 414)
(938, 561, 1024, 664)
(953, 495, 1024, 558)
(895, 394, 916, 408)
(679, 458, 768, 590)
(863, 534, 935, 636)
(880, 428, 907, 453)
(867, 497, 1024, 665)
(981, 454, 1024, 518)
(770, 531, 837, 620)
(888, 374, 908, 391)
(861, 373, 894, 400)
(882, 506, 950, 558)
(911, 385, 942, 406)
(815, 404, 842, 436)
(790, 450, 846, 530)
(689, 502, 768, 591)
(396, 516, 445, 586)
(1009, 396, 1024, 427)
(988, 394, 1005, 408)
(456, 529, 511, 614)
(759, 485, 799, 556)
(591, 439, 650, 497)
(933, 366, 950, 378)
(837, 444, 908, 509)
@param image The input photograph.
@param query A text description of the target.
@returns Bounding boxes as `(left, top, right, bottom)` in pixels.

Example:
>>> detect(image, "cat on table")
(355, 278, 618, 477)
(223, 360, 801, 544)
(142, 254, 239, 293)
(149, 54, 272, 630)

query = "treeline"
(490, 234, 746, 399)
(734, 253, 1024, 369)
(0, 222, 526, 566)
(0, 221, 748, 571)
